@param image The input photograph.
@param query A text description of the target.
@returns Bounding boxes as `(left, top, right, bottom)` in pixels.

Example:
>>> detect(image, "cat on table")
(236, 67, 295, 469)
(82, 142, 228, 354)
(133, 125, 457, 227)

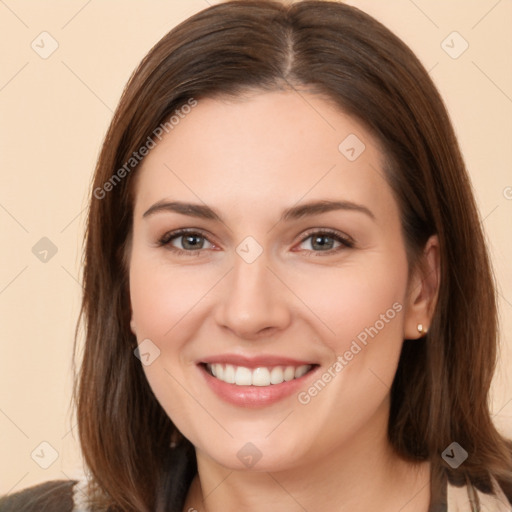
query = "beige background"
(1, 0, 511, 495)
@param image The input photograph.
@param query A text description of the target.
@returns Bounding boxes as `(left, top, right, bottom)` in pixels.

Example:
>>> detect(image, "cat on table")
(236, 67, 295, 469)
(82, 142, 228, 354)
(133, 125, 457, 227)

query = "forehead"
(133, 90, 397, 223)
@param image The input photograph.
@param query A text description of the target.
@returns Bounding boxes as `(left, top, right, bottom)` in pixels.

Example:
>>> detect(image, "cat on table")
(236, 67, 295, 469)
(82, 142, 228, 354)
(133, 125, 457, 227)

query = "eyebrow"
(142, 199, 375, 222)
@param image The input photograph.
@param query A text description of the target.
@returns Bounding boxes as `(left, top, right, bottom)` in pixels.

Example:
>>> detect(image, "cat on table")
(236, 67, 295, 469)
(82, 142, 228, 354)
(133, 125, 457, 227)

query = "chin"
(190, 430, 311, 472)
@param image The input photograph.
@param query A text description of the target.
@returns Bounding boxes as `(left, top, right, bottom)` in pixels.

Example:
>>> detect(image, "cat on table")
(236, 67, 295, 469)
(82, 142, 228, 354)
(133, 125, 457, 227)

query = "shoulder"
(0, 479, 78, 512)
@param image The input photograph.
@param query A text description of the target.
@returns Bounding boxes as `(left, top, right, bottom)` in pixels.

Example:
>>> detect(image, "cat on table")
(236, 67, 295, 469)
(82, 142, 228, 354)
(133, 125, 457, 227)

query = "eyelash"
(157, 228, 354, 257)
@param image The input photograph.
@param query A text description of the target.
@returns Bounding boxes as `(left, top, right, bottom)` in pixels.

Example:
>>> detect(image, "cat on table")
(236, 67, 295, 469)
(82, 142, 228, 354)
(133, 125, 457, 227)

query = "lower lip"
(198, 364, 319, 408)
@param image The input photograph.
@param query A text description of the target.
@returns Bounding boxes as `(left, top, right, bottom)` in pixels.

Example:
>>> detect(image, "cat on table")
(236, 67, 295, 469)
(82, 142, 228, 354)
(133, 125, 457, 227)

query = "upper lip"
(199, 354, 316, 368)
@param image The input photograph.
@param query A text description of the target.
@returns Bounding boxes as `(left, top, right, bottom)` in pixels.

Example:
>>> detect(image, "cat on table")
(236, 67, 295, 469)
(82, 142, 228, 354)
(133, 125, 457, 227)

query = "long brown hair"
(74, 1, 512, 510)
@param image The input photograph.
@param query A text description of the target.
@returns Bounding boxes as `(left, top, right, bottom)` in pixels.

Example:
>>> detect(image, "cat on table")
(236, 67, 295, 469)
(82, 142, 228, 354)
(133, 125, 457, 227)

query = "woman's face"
(128, 90, 427, 471)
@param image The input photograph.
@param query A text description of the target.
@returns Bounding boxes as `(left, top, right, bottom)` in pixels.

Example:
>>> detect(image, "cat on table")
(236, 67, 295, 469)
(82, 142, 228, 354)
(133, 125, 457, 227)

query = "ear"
(129, 303, 137, 336)
(403, 234, 440, 339)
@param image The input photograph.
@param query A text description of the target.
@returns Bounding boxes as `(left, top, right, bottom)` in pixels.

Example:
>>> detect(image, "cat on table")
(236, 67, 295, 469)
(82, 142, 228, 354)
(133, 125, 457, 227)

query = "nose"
(214, 250, 292, 340)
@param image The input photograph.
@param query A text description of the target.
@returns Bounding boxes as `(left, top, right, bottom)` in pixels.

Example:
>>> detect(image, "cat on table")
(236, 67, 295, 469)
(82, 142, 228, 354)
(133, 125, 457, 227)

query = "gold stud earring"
(417, 323, 428, 335)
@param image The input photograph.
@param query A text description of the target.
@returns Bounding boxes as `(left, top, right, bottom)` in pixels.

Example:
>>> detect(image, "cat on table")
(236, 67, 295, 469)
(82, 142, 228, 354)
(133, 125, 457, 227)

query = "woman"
(1, 1, 511, 510)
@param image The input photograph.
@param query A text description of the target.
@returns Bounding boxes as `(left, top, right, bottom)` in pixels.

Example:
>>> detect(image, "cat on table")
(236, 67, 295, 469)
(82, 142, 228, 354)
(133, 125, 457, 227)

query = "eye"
(157, 228, 354, 257)
(296, 229, 354, 255)
(158, 229, 214, 256)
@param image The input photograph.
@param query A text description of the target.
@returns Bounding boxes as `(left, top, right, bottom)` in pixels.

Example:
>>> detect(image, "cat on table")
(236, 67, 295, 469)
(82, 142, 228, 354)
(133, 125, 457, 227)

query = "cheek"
(127, 238, 410, 465)
(129, 243, 408, 361)
(128, 254, 215, 431)
(290, 255, 407, 354)
(289, 258, 407, 451)
(129, 255, 214, 340)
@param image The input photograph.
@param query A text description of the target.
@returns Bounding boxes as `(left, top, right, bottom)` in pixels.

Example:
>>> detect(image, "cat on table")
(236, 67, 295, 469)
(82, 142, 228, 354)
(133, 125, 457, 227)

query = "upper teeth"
(206, 363, 312, 386)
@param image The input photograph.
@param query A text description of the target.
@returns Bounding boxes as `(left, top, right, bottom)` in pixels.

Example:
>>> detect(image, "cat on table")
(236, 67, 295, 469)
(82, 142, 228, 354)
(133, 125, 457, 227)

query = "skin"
(128, 90, 440, 512)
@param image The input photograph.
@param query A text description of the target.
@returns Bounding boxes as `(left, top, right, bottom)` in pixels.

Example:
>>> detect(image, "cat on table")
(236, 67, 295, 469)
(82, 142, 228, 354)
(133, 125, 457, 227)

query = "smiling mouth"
(202, 362, 318, 387)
